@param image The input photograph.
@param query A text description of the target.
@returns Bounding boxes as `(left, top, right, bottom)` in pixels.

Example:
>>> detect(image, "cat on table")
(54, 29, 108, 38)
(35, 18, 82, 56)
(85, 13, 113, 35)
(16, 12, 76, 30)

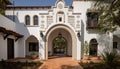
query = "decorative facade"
(0, 0, 120, 60)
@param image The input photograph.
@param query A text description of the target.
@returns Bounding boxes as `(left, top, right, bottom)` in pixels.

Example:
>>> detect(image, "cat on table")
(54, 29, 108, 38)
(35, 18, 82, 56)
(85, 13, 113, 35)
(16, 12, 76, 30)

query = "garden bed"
(0, 60, 42, 69)
(79, 61, 120, 69)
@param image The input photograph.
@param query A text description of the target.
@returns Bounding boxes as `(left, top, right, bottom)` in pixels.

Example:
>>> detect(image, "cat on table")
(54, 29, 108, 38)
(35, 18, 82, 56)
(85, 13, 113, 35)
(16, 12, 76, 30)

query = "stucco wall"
(25, 36, 39, 56)
(73, 1, 113, 57)
(0, 33, 7, 60)
(3, 0, 115, 60)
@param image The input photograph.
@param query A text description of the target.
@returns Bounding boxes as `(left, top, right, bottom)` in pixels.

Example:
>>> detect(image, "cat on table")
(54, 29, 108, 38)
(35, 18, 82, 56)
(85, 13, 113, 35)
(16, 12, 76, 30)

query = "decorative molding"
(39, 13, 49, 15)
(47, 16, 53, 27)
(41, 24, 45, 28)
(68, 16, 75, 27)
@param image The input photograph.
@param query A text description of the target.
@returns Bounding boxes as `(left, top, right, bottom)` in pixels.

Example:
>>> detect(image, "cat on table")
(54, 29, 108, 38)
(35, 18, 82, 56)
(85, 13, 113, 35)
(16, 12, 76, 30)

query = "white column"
(39, 38, 45, 60)
(77, 36, 81, 60)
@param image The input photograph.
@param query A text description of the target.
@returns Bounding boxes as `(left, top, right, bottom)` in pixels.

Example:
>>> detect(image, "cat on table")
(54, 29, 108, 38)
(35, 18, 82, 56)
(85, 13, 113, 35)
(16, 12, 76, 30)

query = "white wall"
(0, 33, 7, 60)
(0, 33, 17, 60)
(73, 1, 113, 57)
(2, 0, 114, 60)
(113, 35, 120, 54)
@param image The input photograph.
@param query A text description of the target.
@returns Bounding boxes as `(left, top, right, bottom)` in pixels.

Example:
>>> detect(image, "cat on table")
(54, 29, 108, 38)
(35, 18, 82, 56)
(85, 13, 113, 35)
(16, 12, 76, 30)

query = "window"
(87, 12, 98, 29)
(29, 42, 38, 51)
(59, 17, 62, 22)
(57, 11, 64, 23)
(33, 15, 38, 25)
(113, 42, 117, 49)
(25, 15, 30, 25)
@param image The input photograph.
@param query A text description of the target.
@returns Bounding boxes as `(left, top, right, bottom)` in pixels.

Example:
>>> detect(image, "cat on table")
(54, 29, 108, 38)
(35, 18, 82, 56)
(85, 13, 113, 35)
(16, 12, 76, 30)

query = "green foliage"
(0, 0, 10, 15)
(94, 0, 120, 32)
(0, 0, 9, 3)
(0, 9, 5, 15)
(54, 37, 66, 48)
(80, 61, 120, 69)
(80, 51, 120, 69)
(84, 41, 89, 55)
(0, 60, 42, 69)
(101, 51, 119, 65)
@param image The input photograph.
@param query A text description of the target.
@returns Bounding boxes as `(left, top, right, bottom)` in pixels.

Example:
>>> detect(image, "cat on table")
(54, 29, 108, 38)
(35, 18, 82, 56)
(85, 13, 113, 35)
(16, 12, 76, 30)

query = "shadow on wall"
(6, 15, 30, 37)
(6, 15, 20, 24)
(81, 20, 84, 59)
(97, 33, 112, 54)
(113, 35, 120, 54)
(6, 15, 31, 57)
(87, 29, 99, 34)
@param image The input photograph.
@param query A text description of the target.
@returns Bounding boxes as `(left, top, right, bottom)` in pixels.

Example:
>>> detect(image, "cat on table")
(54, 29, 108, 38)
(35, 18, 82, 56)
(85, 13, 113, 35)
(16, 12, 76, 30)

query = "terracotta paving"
(39, 56, 82, 69)
(80, 57, 102, 63)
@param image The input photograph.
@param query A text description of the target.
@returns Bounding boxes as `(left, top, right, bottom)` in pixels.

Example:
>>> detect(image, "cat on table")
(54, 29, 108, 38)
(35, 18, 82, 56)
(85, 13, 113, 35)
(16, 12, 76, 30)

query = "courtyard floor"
(4, 56, 102, 69)
(39, 56, 82, 69)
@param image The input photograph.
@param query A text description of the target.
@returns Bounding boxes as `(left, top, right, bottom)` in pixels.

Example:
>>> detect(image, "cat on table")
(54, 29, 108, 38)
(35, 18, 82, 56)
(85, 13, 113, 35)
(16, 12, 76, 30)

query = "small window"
(33, 15, 38, 25)
(87, 12, 98, 28)
(29, 42, 38, 51)
(59, 17, 62, 22)
(113, 42, 117, 49)
(25, 15, 30, 25)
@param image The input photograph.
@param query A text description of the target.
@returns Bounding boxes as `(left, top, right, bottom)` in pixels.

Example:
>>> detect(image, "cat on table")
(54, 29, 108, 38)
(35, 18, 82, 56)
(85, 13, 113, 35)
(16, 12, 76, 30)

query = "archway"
(53, 33, 67, 56)
(25, 35, 39, 57)
(89, 39, 98, 56)
(45, 24, 77, 60)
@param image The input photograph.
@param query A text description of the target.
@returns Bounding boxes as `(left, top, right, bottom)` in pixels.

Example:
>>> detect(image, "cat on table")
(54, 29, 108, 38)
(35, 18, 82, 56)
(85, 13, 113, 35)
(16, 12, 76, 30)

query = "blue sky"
(10, 0, 73, 6)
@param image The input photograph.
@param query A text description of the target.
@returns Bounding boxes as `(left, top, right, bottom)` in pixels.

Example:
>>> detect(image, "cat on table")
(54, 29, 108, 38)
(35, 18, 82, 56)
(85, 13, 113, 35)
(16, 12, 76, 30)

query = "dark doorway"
(89, 39, 98, 56)
(7, 38, 14, 59)
(53, 33, 67, 56)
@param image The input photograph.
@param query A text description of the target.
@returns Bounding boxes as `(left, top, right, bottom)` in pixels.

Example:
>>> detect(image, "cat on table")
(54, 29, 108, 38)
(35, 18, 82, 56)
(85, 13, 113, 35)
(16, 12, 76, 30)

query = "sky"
(10, 0, 73, 6)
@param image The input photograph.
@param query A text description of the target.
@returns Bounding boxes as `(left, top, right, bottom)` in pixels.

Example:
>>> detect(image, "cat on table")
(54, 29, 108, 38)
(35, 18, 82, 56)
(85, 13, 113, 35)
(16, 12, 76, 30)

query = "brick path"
(39, 56, 82, 69)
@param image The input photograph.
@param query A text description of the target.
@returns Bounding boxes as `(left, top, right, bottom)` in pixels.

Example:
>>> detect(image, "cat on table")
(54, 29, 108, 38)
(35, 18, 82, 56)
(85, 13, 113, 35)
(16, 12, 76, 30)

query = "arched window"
(89, 39, 98, 56)
(25, 15, 30, 25)
(33, 15, 38, 25)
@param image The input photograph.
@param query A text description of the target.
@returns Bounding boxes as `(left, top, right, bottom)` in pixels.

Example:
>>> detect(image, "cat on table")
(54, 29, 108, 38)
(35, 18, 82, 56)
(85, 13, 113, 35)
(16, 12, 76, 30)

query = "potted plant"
(83, 41, 90, 60)
(31, 52, 37, 59)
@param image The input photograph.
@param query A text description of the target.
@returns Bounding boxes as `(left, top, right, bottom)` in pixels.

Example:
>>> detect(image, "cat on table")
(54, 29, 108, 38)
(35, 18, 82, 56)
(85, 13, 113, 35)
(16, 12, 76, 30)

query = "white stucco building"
(0, 0, 120, 60)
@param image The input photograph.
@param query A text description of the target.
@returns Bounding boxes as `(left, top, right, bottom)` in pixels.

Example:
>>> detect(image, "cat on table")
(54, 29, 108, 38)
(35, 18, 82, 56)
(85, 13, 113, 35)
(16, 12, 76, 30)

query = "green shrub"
(0, 60, 42, 69)
(80, 51, 120, 69)
(101, 51, 119, 65)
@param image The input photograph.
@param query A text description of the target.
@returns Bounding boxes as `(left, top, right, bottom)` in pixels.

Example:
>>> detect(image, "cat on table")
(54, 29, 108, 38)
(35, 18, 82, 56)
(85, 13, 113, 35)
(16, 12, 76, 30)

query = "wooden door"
(7, 38, 14, 59)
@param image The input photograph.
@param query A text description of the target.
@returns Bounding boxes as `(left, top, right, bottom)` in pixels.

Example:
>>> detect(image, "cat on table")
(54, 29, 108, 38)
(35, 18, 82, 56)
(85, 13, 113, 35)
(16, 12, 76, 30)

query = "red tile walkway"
(39, 56, 82, 69)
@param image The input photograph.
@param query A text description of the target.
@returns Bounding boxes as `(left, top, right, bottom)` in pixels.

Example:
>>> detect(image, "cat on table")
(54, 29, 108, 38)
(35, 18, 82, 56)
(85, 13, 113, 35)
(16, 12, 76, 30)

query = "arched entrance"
(47, 28, 72, 57)
(45, 24, 77, 60)
(53, 33, 67, 56)
(25, 35, 39, 57)
(89, 39, 98, 56)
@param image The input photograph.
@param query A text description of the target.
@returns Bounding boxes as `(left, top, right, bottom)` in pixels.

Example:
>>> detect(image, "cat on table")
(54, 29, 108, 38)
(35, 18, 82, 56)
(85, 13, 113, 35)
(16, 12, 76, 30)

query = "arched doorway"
(25, 35, 39, 57)
(45, 24, 77, 60)
(47, 28, 72, 57)
(89, 39, 98, 56)
(53, 33, 67, 56)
